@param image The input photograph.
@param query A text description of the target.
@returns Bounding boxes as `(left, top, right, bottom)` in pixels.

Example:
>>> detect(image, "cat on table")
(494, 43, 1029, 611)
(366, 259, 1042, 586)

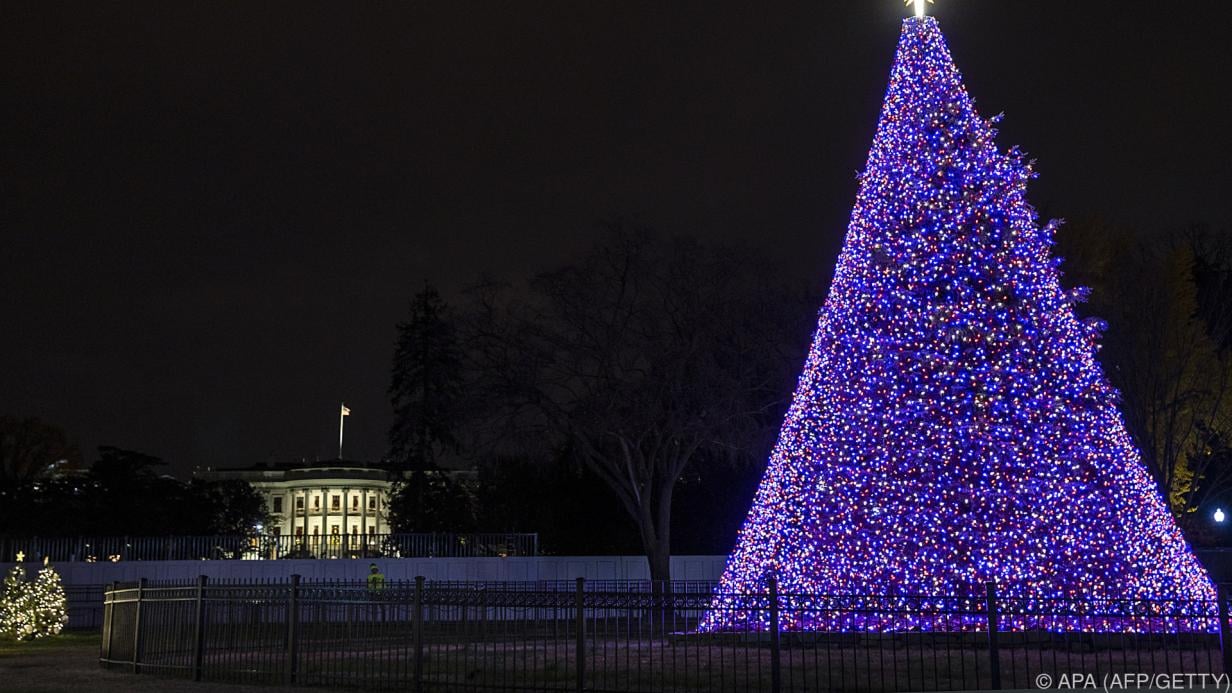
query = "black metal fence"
(99, 577, 1232, 692)
(1, 532, 538, 562)
(65, 584, 107, 630)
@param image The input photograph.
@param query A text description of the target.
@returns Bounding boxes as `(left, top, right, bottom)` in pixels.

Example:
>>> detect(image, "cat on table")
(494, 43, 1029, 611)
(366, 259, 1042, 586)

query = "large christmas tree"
(702, 15, 1213, 631)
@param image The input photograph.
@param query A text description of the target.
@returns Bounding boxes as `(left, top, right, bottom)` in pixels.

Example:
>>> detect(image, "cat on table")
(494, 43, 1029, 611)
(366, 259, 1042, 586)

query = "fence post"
(1219, 583, 1232, 675)
(413, 576, 425, 693)
(100, 581, 116, 663)
(769, 576, 782, 693)
(192, 575, 208, 681)
(131, 578, 146, 674)
(985, 581, 1001, 690)
(286, 574, 301, 684)
(575, 577, 586, 693)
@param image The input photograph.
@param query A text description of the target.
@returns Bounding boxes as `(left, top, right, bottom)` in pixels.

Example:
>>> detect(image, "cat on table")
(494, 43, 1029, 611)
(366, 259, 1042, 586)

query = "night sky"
(4, 1, 1230, 475)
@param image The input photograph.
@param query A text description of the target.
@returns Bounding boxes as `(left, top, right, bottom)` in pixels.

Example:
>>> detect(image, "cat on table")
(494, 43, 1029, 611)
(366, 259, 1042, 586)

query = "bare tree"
(1059, 222, 1232, 524)
(0, 416, 80, 483)
(465, 223, 811, 581)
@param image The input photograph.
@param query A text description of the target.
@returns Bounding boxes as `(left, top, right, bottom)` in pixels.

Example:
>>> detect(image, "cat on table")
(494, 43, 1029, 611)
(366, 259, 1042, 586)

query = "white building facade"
(201, 461, 394, 551)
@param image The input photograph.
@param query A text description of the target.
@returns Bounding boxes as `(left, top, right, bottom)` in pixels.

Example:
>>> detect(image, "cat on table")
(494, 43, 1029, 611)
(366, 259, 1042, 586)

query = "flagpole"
(338, 403, 346, 459)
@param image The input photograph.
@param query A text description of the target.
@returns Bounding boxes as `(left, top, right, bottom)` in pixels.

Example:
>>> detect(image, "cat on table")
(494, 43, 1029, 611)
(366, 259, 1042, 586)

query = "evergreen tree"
(0, 561, 67, 640)
(388, 285, 467, 530)
(389, 284, 463, 469)
(0, 565, 31, 639)
(704, 16, 1212, 631)
(30, 563, 67, 638)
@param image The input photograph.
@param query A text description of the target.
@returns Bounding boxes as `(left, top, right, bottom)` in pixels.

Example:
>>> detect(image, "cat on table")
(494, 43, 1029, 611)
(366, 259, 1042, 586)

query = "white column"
(299, 488, 307, 541)
(321, 486, 330, 556)
(342, 487, 350, 552)
(375, 488, 383, 534)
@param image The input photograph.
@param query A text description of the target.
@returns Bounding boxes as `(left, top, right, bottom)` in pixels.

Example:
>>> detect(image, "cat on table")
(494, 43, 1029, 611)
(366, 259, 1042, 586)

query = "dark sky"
(4, 1, 1230, 476)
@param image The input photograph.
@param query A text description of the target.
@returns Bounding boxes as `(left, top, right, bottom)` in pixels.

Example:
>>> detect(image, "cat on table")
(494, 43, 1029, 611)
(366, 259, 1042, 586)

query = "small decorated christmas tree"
(30, 561, 68, 638)
(0, 559, 68, 640)
(0, 565, 34, 640)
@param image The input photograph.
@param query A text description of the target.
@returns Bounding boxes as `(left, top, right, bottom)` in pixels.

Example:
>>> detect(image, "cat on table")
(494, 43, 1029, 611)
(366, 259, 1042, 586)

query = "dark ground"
(0, 632, 350, 693)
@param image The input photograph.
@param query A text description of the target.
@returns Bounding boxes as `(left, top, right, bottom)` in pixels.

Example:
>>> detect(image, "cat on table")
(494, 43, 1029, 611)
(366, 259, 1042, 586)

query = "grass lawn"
(0, 630, 98, 655)
(0, 631, 351, 693)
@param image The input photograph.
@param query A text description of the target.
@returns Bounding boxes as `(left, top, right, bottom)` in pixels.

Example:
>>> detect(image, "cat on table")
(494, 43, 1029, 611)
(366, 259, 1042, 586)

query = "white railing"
(0, 532, 539, 562)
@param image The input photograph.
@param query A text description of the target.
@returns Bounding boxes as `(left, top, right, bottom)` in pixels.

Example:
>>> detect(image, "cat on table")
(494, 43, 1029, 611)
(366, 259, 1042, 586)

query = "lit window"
(368, 497, 376, 510)
(331, 495, 340, 510)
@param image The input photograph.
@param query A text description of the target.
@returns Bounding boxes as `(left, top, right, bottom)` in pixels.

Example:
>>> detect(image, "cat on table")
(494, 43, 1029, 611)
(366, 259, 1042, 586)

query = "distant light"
(1215, 509, 1226, 524)
(255, 523, 265, 533)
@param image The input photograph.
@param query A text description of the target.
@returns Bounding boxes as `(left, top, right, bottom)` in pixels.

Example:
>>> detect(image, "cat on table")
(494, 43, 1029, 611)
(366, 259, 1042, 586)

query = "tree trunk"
(643, 481, 676, 631)
(647, 539, 671, 584)
(637, 480, 673, 583)
(640, 531, 674, 633)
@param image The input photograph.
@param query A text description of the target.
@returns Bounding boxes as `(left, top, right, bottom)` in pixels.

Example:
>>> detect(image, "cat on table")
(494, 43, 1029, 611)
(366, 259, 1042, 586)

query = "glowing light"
(1215, 509, 1226, 524)
(0, 563, 67, 640)
(906, 0, 934, 19)
(701, 17, 1214, 634)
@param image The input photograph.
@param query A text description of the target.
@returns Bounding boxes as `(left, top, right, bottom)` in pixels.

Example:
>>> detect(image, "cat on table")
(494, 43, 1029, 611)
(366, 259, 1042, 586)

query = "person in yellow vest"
(367, 563, 386, 593)
(366, 563, 387, 621)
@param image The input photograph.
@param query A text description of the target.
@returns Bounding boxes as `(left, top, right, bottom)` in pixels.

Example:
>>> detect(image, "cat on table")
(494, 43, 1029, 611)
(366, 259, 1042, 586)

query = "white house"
(200, 459, 394, 542)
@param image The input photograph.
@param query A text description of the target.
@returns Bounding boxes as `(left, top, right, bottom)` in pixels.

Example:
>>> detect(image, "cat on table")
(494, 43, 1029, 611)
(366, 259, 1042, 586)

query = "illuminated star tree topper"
(906, 0, 935, 19)
(702, 11, 1213, 633)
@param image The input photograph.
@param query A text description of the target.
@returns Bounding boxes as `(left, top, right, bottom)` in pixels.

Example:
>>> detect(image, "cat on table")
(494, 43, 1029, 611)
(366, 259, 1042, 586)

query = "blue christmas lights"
(701, 17, 1214, 633)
